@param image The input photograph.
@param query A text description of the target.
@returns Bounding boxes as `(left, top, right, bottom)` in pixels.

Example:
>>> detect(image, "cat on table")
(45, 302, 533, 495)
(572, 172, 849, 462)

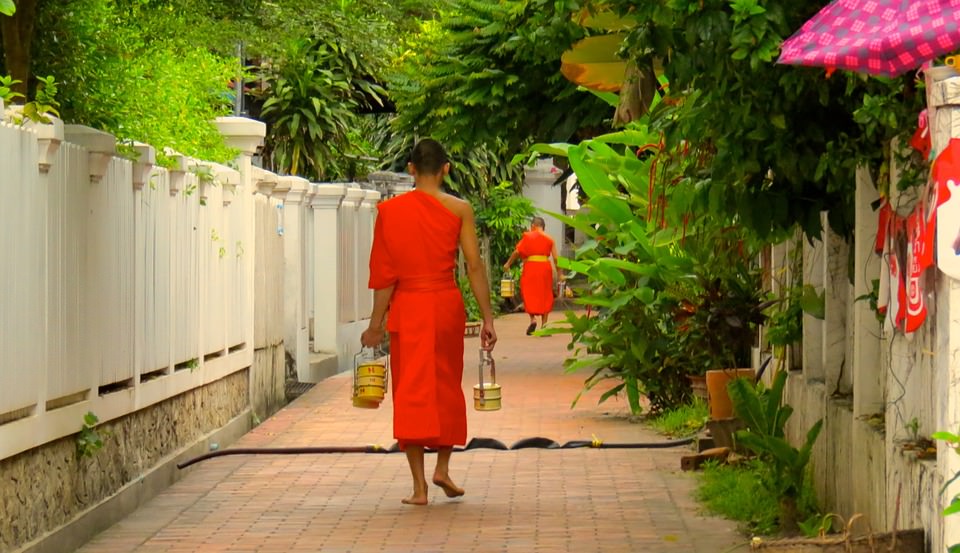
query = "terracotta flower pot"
(687, 374, 708, 400)
(706, 368, 755, 420)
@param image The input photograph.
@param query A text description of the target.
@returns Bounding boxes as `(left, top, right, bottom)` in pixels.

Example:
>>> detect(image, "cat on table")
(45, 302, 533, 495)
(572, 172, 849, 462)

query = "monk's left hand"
(361, 327, 385, 347)
(481, 321, 497, 351)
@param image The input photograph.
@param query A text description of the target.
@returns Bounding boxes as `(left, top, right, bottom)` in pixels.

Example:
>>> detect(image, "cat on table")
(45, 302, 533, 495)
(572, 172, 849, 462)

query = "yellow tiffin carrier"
(499, 276, 515, 298)
(352, 348, 388, 409)
(473, 348, 501, 411)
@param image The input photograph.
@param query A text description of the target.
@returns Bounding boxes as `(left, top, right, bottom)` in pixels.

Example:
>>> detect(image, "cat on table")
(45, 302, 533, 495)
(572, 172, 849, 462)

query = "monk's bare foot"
(402, 485, 428, 505)
(432, 474, 465, 498)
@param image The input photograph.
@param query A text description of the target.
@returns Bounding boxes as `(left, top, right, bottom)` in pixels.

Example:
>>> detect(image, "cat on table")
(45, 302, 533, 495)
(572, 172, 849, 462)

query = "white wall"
(278, 181, 378, 380)
(775, 72, 960, 551)
(523, 158, 565, 252)
(0, 115, 266, 462)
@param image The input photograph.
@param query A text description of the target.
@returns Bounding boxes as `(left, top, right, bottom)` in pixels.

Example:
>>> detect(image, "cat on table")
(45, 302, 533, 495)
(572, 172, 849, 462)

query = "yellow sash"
(526, 255, 549, 262)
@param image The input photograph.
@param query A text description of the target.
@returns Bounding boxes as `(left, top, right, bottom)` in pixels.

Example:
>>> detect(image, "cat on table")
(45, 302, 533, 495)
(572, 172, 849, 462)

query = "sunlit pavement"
(77, 312, 743, 552)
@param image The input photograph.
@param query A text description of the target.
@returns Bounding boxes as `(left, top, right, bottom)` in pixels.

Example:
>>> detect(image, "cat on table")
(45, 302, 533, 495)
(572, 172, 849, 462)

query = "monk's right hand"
(481, 321, 497, 351)
(361, 327, 385, 347)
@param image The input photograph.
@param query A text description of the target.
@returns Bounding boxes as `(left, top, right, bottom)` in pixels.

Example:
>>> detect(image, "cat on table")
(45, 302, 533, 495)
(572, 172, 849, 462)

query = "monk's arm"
(460, 207, 494, 323)
(551, 242, 563, 280)
(369, 286, 395, 330)
(361, 285, 394, 347)
(503, 249, 521, 270)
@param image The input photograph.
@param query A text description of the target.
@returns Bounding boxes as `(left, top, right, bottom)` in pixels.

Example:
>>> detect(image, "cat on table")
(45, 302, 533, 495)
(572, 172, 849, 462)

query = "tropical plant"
(0, 74, 23, 104)
(729, 370, 823, 534)
(697, 458, 782, 535)
(765, 291, 803, 357)
(534, 114, 699, 414)
(604, 0, 926, 240)
(19, 74, 59, 123)
(257, 36, 385, 180)
(669, 226, 768, 375)
(388, 0, 610, 156)
(26, 0, 436, 168)
(534, 87, 772, 413)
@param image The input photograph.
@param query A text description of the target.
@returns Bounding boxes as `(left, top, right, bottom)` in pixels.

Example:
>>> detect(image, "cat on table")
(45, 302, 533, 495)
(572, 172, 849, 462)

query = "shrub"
(33, 1, 238, 164)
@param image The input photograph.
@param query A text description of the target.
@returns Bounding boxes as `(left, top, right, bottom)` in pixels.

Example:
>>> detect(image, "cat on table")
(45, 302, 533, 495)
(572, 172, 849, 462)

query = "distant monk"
(503, 216, 562, 335)
(361, 138, 497, 506)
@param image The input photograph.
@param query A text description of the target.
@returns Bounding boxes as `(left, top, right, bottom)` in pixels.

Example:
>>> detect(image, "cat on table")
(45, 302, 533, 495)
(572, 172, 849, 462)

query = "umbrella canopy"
(779, 0, 960, 77)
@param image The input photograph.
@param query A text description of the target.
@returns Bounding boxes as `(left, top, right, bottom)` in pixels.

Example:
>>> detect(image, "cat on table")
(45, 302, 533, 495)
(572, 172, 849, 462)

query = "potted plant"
(671, 226, 770, 420)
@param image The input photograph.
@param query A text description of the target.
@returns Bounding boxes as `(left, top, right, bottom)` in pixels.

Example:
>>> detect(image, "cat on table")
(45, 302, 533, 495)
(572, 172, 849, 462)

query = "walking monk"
(361, 139, 497, 506)
(503, 217, 561, 335)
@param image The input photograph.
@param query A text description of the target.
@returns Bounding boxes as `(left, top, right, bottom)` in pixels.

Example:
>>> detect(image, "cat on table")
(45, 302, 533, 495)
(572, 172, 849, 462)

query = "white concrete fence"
(0, 113, 278, 461)
(0, 104, 564, 468)
(769, 73, 960, 551)
(273, 175, 415, 382)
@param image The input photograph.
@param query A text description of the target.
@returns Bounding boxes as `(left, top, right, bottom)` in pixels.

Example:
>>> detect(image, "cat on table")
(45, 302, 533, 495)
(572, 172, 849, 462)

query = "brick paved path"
(78, 313, 745, 553)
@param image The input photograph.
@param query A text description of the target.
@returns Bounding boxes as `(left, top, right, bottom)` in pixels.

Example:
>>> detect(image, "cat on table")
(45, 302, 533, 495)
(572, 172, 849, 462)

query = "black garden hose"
(176, 435, 695, 470)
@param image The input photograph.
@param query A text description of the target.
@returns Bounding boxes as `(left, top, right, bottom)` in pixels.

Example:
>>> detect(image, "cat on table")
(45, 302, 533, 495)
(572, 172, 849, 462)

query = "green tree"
(257, 36, 385, 179)
(607, 0, 923, 239)
(32, 0, 238, 162)
(389, 0, 610, 156)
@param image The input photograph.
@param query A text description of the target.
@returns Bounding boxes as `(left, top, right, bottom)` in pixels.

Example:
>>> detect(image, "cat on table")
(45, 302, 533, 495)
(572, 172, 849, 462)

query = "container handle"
(477, 348, 486, 405)
(478, 349, 496, 406)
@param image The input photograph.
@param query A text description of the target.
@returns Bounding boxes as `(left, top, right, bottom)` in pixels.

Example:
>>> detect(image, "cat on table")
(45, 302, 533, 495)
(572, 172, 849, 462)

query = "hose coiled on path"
(177, 435, 695, 469)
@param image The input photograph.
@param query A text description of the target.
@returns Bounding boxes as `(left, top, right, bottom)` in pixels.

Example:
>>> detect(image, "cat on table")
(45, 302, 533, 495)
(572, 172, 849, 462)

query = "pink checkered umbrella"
(779, 0, 960, 77)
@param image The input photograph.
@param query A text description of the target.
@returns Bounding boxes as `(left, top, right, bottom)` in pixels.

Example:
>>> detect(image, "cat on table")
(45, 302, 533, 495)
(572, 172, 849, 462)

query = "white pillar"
(822, 216, 849, 393)
(311, 184, 346, 352)
(852, 167, 883, 417)
(802, 222, 826, 382)
(929, 74, 960, 552)
(214, 117, 265, 367)
(304, 184, 317, 339)
(252, 167, 278, 197)
(275, 176, 310, 380)
(341, 186, 366, 323)
(359, 190, 381, 318)
(523, 157, 564, 250)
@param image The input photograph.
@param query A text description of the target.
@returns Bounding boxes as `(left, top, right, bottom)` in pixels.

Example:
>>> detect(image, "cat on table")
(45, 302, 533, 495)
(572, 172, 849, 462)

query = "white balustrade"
(276, 176, 311, 381)
(310, 184, 346, 354)
(0, 116, 266, 461)
(0, 108, 390, 460)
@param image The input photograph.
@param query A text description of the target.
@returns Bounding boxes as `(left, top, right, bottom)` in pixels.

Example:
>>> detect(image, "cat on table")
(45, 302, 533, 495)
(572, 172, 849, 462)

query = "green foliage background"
(32, 0, 239, 163)
(388, 0, 611, 156)
(612, 0, 925, 239)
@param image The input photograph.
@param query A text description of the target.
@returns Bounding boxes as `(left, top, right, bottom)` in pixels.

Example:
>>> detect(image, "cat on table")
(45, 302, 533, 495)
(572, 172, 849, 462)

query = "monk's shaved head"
(531, 216, 546, 229)
(410, 139, 449, 176)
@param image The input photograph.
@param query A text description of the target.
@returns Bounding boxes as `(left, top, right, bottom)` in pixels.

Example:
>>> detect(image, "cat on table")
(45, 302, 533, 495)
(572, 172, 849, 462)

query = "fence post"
(852, 167, 883, 417)
(358, 190, 381, 319)
(275, 176, 311, 381)
(341, 186, 366, 324)
(311, 184, 346, 354)
(214, 117, 265, 370)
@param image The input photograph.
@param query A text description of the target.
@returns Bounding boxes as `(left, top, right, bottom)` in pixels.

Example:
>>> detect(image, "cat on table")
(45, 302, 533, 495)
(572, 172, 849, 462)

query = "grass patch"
(696, 459, 780, 535)
(696, 459, 822, 537)
(647, 397, 708, 437)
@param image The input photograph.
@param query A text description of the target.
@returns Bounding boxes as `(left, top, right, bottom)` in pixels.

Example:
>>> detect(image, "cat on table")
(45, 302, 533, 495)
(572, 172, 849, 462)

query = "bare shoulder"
(439, 193, 473, 218)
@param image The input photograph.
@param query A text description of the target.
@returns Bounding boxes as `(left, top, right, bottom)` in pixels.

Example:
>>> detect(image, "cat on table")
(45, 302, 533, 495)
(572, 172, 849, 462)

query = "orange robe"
(517, 231, 555, 315)
(368, 190, 467, 449)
